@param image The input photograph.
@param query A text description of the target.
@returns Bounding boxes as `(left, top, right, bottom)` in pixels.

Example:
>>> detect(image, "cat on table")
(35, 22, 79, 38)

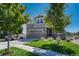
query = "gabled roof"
(34, 15, 44, 19)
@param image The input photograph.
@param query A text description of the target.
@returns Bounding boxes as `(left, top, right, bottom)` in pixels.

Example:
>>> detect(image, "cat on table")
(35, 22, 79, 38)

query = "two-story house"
(22, 15, 53, 38)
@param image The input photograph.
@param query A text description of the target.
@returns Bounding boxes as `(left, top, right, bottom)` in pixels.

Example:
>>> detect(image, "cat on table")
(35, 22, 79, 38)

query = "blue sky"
(23, 3, 79, 33)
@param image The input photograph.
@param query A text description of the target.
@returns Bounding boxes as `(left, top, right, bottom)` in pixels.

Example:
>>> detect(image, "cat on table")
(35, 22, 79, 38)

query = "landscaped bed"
(0, 47, 39, 56)
(24, 38, 79, 56)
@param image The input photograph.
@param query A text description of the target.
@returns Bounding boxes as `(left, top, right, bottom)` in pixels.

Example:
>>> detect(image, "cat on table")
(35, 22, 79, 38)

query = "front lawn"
(25, 39, 79, 56)
(0, 47, 39, 56)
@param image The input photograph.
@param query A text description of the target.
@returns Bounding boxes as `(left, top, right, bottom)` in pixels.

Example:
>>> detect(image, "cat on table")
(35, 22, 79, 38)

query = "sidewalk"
(72, 39, 79, 45)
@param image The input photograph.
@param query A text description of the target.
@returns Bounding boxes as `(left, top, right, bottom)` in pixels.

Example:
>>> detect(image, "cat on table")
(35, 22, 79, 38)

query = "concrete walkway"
(0, 40, 67, 56)
(12, 44, 67, 56)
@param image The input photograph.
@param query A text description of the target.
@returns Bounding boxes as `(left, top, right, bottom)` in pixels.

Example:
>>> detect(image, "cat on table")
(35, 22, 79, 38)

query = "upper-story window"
(37, 19, 40, 24)
(37, 19, 43, 24)
(40, 19, 43, 23)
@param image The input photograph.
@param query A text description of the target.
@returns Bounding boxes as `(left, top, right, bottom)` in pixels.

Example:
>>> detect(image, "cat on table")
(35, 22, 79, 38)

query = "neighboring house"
(22, 15, 53, 38)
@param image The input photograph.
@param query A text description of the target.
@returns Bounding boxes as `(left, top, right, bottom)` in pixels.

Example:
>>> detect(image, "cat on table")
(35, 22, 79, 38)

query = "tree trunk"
(7, 31, 10, 53)
(56, 33, 60, 45)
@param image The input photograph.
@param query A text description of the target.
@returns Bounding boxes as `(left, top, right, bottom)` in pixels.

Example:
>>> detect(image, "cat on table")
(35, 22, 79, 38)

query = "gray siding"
(26, 24, 47, 38)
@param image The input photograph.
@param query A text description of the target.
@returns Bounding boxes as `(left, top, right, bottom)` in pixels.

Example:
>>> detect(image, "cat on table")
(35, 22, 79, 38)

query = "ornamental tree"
(45, 3, 70, 44)
(0, 3, 29, 53)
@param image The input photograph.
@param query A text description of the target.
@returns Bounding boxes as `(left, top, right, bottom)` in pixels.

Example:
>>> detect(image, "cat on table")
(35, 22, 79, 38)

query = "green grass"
(0, 47, 39, 56)
(25, 39, 79, 56)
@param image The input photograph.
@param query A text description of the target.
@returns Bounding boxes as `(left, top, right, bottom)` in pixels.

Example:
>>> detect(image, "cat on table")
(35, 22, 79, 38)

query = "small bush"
(66, 40, 71, 42)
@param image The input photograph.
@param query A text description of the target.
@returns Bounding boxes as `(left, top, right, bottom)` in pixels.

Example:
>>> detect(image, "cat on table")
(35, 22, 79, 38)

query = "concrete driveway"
(0, 38, 39, 50)
(0, 40, 24, 50)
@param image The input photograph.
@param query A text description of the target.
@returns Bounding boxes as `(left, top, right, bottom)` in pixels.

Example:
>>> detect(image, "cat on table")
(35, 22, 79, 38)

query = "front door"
(47, 28, 52, 37)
